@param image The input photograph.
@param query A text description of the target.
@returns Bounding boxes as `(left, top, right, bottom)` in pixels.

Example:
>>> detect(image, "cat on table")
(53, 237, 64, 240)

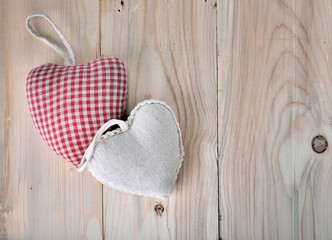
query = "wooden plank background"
(0, 0, 332, 239)
(218, 0, 332, 239)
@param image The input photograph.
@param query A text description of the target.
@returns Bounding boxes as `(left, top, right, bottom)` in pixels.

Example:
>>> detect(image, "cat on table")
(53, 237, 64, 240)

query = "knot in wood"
(312, 135, 328, 153)
(155, 203, 164, 216)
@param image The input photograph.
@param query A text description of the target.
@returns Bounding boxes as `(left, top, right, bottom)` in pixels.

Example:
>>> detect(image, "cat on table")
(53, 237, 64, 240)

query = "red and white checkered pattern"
(26, 57, 128, 168)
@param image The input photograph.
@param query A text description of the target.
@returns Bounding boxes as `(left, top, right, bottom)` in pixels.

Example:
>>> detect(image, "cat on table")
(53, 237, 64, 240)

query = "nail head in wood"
(155, 203, 164, 216)
(312, 135, 328, 153)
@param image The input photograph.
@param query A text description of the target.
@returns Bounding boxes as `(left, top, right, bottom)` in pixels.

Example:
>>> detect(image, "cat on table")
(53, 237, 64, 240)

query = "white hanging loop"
(26, 12, 76, 66)
(78, 119, 129, 172)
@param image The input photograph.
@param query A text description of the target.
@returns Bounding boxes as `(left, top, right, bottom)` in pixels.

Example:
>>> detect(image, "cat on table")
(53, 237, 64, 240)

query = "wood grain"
(3, 0, 332, 238)
(100, 0, 219, 239)
(218, 0, 332, 239)
(0, 0, 103, 239)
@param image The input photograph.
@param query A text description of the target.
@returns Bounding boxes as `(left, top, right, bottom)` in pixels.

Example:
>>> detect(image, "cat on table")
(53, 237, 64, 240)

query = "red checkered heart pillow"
(27, 58, 128, 167)
(26, 13, 128, 167)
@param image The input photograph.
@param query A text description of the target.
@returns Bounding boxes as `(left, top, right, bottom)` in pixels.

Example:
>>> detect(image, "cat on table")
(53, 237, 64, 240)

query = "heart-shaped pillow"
(25, 13, 128, 167)
(26, 57, 128, 167)
(79, 100, 184, 198)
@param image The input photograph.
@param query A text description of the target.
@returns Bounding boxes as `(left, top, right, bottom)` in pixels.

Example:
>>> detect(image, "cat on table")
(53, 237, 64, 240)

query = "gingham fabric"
(26, 57, 128, 167)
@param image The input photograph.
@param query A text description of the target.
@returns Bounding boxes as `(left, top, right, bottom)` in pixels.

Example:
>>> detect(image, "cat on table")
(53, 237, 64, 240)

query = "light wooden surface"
(219, 0, 332, 239)
(1, 0, 332, 239)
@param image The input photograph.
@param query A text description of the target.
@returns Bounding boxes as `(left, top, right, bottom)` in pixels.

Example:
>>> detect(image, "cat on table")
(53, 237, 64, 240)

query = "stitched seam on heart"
(87, 99, 185, 198)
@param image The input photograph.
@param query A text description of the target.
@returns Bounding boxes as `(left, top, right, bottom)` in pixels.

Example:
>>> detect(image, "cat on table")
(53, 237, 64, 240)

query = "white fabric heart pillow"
(79, 99, 184, 198)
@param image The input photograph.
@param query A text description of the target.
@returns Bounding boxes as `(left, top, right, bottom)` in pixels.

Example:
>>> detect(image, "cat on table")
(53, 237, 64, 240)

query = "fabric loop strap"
(78, 119, 129, 172)
(26, 12, 76, 66)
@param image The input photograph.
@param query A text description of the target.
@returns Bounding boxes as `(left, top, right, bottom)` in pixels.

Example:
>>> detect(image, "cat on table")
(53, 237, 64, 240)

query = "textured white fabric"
(78, 119, 128, 172)
(26, 12, 76, 66)
(83, 99, 184, 198)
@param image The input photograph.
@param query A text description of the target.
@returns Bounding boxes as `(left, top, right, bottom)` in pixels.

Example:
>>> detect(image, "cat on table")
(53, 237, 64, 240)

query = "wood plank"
(218, 0, 332, 239)
(0, 1, 102, 239)
(100, 0, 219, 239)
